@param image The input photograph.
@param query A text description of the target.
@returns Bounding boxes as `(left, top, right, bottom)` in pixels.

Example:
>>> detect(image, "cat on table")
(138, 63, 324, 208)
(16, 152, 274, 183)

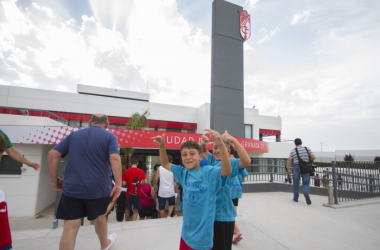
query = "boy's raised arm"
(152, 134, 172, 172)
(205, 129, 231, 177)
(200, 135, 210, 159)
(222, 130, 251, 168)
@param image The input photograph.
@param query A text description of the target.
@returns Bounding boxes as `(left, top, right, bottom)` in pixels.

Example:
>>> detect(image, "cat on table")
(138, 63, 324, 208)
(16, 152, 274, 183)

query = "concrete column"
(211, 0, 245, 137)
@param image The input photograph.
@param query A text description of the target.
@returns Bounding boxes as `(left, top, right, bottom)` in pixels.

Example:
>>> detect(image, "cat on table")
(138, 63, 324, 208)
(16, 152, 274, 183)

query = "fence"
(244, 162, 380, 204)
(245, 164, 331, 186)
(331, 161, 380, 204)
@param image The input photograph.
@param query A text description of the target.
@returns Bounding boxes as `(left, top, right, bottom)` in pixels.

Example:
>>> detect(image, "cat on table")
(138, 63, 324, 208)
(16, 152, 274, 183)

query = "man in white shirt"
(154, 155, 175, 218)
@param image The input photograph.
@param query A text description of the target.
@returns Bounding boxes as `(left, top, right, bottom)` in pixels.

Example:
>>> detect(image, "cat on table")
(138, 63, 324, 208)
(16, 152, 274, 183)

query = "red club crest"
(240, 10, 251, 41)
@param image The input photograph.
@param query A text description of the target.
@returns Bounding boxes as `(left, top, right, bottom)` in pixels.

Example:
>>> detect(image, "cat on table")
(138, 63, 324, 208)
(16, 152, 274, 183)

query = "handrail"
(0, 107, 69, 124)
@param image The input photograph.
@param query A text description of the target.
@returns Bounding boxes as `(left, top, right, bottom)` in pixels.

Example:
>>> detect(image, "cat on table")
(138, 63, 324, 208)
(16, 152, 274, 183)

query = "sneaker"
(293, 199, 298, 202)
(102, 232, 117, 250)
(304, 194, 312, 205)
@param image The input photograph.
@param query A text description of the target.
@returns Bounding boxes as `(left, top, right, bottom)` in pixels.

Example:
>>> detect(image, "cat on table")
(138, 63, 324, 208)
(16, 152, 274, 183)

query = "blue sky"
(1, 0, 379, 152)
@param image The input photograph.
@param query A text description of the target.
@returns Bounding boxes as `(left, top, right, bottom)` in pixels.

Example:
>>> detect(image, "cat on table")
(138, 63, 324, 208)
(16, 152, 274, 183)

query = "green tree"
(126, 109, 150, 129)
(120, 147, 134, 171)
(121, 109, 150, 169)
(344, 154, 354, 162)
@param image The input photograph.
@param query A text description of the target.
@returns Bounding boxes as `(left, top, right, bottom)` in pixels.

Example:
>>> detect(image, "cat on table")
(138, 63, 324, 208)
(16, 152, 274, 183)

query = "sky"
(0, 0, 379, 153)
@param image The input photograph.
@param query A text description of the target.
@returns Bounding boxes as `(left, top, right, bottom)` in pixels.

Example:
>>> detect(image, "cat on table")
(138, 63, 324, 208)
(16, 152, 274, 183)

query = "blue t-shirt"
(230, 168, 248, 199)
(207, 153, 240, 222)
(199, 156, 208, 167)
(171, 164, 222, 250)
(53, 126, 119, 199)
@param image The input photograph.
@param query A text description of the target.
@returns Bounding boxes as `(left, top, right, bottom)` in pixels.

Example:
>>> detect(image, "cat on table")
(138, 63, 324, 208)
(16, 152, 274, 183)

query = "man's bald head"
(90, 114, 109, 128)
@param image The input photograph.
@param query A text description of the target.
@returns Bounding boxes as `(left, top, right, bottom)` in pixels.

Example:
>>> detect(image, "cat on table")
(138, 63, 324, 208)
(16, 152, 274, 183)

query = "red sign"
(111, 129, 268, 153)
(1, 126, 269, 153)
(259, 129, 281, 136)
(240, 10, 251, 41)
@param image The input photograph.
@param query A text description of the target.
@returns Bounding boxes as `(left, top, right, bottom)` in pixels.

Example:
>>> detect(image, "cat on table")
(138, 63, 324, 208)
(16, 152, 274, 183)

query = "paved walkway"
(9, 192, 380, 250)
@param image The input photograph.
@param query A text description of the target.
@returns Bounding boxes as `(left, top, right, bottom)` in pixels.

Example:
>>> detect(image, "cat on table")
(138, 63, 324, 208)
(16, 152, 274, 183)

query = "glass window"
(81, 122, 89, 128)
(68, 121, 81, 127)
(244, 124, 252, 139)
(0, 155, 22, 175)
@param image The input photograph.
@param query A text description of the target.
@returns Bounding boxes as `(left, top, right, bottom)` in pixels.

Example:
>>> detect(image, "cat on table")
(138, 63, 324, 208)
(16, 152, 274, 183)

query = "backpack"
(129, 170, 140, 196)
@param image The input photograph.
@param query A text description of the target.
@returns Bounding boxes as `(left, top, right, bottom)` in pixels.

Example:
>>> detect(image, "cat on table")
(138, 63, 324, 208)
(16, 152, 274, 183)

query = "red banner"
(0, 126, 269, 153)
(112, 129, 268, 152)
(259, 129, 281, 136)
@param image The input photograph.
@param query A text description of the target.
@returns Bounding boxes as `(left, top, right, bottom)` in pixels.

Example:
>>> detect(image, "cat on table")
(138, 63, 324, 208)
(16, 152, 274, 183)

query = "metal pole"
(332, 161, 338, 204)
(319, 142, 324, 163)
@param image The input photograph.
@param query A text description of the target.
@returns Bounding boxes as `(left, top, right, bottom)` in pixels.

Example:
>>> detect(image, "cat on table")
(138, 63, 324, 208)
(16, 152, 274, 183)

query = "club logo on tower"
(240, 10, 251, 41)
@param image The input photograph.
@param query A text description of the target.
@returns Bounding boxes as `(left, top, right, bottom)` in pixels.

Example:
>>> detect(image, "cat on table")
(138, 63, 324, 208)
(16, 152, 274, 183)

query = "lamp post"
(319, 142, 324, 163)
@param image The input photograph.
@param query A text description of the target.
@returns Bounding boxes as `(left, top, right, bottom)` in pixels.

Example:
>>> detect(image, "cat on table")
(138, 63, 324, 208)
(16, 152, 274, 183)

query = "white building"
(0, 84, 293, 216)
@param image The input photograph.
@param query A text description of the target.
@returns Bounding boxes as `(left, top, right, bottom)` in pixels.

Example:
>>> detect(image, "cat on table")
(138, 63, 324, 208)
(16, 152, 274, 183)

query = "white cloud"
(290, 10, 310, 26)
(245, 0, 260, 10)
(1, 0, 380, 151)
(0, 0, 211, 107)
(257, 26, 279, 44)
(244, 42, 254, 51)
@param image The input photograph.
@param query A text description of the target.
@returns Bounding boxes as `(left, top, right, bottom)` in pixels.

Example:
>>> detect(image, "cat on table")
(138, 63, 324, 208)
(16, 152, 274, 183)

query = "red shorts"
(180, 238, 212, 250)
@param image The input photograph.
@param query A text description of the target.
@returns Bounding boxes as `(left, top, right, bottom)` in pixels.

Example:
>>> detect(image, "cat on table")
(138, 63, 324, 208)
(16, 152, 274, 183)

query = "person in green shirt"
(0, 133, 6, 158)
(0, 129, 40, 171)
(0, 130, 40, 250)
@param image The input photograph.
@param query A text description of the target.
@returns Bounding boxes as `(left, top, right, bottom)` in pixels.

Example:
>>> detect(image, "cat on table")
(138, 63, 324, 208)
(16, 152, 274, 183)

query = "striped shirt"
(289, 146, 313, 164)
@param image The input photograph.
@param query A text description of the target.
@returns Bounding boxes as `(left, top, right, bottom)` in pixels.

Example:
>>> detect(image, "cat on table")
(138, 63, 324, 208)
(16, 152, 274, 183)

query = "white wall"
(244, 108, 260, 140)
(2, 86, 282, 133)
(312, 151, 336, 163)
(0, 114, 66, 126)
(0, 144, 44, 216)
(148, 102, 197, 124)
(2, 85, 198, 124)
(258, 115, 282, 131)
(0, 114, 62, 216)
(35, 145, 56, 214)
(248, 142, 294, 159)
(196, 103, 210, 133)
(335, 150, 380, 162)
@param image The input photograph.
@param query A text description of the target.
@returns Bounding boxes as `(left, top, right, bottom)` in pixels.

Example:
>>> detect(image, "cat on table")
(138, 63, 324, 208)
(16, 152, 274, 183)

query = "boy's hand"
(201, 134, 210, 145)
(204, 129, 222, 144)
(152, 134, 165, 146)
(221, 130, 234, 144)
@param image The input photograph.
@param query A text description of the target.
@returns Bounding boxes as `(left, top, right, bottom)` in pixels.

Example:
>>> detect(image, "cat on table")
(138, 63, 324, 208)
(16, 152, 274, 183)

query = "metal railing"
(1, 107, 69, 125)
(244, 164, 327, 185)
(331, 161, 380, 204)
(244, 162, 380, 205)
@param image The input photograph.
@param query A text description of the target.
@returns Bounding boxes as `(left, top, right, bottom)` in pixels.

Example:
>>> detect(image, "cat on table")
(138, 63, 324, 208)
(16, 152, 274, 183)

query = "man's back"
(123, 167, 146, 197)
(54, 126, 119, 199)
(158, 166, 175, 198)
(289, 146, 313, 164)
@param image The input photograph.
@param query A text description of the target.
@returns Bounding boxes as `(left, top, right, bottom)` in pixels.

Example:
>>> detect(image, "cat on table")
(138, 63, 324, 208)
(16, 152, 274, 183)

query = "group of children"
(152, 129, 250, 250)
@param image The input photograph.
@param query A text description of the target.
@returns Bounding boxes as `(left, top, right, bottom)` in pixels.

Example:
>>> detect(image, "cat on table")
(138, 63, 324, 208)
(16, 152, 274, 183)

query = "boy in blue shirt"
(152, 129, 231, 250)
(201, 130, 251, 250)
(229, 146, 249, 244)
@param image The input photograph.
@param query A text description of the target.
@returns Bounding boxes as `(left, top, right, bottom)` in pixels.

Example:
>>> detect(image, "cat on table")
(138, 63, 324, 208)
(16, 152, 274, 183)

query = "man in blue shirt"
(48, 114, 122, 250)
(201, 130, 251, 250)
(152, 129, 231, 250)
